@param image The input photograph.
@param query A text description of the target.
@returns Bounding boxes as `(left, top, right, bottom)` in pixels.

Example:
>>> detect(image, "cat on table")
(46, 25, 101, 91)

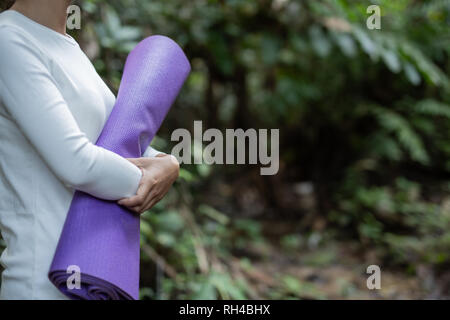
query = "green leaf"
(381, 49, 401, 73)
(309, 26, 332, 57)
(404, 62, 421, 85)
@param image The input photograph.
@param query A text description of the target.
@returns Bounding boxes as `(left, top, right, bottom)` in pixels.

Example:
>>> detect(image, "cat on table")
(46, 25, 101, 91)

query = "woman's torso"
(0, 10, 116, 299)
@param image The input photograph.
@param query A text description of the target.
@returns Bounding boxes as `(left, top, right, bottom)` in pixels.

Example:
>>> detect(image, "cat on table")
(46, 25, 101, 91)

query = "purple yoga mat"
(48, 35, 191, 300)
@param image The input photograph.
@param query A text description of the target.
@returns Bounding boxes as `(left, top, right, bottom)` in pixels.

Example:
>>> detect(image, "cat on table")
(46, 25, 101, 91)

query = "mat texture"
(48, 35, 191, 300)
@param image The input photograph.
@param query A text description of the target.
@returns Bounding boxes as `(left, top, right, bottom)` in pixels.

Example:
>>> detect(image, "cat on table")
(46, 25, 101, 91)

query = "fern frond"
(373, 108, 430, 164)
(414, 99, 450, 118)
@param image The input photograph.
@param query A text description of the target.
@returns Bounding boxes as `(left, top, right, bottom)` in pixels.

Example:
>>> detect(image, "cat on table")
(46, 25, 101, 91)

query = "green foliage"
(334, 177, 450, 268)
(139, 187, 266, 299)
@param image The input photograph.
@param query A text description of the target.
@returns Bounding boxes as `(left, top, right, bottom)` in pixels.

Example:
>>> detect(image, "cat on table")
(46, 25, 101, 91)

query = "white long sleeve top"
(0, 10, 161, 299)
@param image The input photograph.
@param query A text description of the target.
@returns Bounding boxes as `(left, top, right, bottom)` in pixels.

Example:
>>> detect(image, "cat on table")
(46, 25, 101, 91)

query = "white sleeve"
(0, 27, 142, 200)
(143, 145, 165, 158)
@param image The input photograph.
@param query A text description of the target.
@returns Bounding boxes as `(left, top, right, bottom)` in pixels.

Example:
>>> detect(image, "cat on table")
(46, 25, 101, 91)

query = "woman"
(0, 0, 180, 299)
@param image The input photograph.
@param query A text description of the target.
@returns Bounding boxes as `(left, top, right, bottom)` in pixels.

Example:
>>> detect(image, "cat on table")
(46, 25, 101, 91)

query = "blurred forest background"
(1, 0, 450, 299)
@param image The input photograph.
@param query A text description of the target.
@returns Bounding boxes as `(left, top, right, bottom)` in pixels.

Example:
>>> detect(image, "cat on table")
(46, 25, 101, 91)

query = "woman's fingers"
(139, 178, 175, 213)
(129, 205, 144, 214)
(131, 192, 161, 214)
(119, 156, 179, 214)
(141, 193, 161, 214)
(138, 189, 162, 213)
(118, 175, 153, 208)
(117, 192, 144, 208)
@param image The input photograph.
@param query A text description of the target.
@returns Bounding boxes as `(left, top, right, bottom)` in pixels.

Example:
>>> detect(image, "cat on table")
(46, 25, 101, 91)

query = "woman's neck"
(11, 0, 72, 35)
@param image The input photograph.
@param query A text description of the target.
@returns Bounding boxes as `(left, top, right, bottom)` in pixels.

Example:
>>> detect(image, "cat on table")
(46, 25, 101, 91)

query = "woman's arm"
(0, 26, 142, 200)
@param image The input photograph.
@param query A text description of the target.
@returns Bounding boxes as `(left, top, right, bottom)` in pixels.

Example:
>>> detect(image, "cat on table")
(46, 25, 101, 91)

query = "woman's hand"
(118, 154, 180, 214)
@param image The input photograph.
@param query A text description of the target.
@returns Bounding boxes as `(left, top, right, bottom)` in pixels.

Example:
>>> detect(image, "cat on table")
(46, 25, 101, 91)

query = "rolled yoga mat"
(48, 35, 191, 300)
